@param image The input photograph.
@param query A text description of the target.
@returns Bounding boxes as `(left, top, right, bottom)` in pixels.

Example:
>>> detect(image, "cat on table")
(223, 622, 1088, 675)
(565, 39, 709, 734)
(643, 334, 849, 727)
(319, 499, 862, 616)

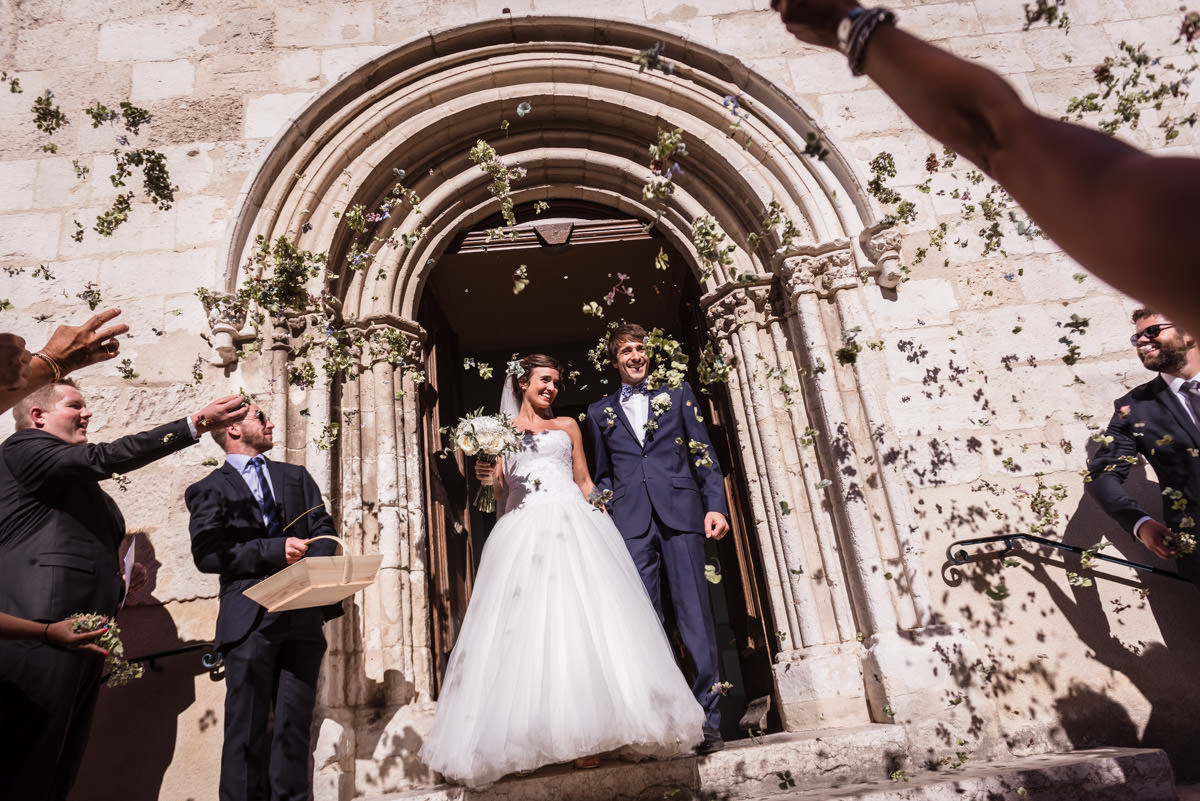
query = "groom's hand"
(704, 512, 729, 540)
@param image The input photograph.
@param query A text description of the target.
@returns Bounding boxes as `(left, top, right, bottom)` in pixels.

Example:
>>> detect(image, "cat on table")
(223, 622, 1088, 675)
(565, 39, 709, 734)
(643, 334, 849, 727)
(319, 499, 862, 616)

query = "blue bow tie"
(620, 382, 648, 401)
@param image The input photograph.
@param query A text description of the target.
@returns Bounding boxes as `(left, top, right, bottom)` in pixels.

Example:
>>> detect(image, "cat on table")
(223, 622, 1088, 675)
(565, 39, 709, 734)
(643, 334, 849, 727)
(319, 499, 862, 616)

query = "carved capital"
(860, 226, 903, 289)
(705, 285, 775, 340)
(781, 246, 857, 301)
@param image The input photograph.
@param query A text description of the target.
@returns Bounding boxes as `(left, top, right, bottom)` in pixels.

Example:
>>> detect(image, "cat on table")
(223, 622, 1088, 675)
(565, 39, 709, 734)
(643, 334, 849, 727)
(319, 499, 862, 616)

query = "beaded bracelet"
(844, 7, 898, 76)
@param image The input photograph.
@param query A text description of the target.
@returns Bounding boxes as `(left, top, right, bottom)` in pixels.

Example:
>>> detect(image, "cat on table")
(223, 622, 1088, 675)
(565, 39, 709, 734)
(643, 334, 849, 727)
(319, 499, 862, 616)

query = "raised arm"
(774, 0, 1200, 337)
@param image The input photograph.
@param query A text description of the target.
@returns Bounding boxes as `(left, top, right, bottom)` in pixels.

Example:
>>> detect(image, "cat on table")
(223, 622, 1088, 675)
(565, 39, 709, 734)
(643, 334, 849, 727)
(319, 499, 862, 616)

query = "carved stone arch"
(212, 16, 986, 796)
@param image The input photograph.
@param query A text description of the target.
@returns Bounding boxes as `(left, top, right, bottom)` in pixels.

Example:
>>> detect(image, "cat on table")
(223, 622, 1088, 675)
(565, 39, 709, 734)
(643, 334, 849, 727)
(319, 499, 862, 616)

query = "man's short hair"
(607, 323, 648, 362)
(12, 379, 78, 430)
(1132, 308, 1158, 324)
(211, 427, 229, 450)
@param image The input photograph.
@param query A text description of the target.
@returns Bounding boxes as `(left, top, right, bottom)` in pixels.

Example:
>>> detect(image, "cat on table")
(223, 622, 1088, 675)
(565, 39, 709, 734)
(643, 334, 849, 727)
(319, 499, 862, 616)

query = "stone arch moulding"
(210, 17, 984, 785)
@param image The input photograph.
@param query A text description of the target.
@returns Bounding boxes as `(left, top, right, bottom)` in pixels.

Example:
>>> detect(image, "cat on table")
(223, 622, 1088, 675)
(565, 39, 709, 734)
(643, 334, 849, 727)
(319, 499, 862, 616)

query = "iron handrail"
(946, 533, 1191, 583)
(125, 641, 222, 670)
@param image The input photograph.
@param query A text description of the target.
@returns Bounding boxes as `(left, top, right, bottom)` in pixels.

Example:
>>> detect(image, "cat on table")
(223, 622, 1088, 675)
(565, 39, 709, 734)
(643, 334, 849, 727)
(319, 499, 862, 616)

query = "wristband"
(836, 6, 867, 54)
(33, 351, 63, 382)
(844, 7, 898, 76)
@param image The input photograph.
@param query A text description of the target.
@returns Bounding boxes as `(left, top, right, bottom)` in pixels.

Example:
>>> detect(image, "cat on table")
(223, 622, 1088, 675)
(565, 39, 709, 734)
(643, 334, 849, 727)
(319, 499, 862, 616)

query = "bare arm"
(0, 309, 130, 414)
(776, 1, 1200, 336)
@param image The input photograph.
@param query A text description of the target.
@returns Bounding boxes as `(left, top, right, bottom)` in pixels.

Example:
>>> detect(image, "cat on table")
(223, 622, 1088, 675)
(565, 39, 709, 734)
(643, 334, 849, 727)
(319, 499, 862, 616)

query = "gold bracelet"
(33, 351, 62, 381)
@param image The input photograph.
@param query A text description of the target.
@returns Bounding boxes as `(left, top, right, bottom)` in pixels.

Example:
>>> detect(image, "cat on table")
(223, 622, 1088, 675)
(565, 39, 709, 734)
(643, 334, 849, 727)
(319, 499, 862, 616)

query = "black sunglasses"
(253, 409, 268, 425)
(1130, 323, 1175, 345)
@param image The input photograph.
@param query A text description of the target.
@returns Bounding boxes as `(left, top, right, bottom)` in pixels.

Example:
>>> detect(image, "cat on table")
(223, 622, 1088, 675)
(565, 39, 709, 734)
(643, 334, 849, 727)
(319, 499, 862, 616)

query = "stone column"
(779, 239, 1003, 760)
(704, 281, 868, 730)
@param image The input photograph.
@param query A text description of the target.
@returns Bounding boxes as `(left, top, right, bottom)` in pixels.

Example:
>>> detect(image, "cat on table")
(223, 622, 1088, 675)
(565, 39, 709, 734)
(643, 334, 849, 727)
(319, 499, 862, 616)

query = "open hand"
(192, 395, 251, 433)
(45, 619, 110, 656)
(41, 308, 130, 373)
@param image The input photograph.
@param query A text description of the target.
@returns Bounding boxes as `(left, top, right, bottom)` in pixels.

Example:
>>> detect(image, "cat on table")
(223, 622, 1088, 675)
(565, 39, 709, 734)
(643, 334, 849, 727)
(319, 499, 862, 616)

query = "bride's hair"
(510, 353, 564, 404)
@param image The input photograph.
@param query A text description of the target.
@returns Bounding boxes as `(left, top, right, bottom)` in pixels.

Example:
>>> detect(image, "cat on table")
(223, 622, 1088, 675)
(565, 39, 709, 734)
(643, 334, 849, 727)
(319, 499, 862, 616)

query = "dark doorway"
(418, 203, 779, 738)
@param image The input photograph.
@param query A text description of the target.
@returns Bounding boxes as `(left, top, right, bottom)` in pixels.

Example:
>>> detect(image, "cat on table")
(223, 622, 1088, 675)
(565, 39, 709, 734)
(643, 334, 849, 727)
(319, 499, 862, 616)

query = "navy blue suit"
(186, 458, 341, 801)
(1087, 375, 1200, 582)
(587, 381, 728, 730)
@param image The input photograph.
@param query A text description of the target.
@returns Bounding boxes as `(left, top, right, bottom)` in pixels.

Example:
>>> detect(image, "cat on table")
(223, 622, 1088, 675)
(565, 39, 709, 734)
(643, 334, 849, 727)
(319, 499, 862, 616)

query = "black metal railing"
(126, 641, 222, 671)
(946, 533, 1191, 583)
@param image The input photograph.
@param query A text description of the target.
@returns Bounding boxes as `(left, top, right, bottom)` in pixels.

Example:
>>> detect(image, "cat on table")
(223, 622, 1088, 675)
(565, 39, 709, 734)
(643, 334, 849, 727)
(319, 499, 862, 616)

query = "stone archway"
(209, 15, 986, 796)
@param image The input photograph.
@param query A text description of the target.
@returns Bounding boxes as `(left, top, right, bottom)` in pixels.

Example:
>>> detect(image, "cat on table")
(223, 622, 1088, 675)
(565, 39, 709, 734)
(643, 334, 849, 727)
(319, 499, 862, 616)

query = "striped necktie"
(249, 456, 284, 538)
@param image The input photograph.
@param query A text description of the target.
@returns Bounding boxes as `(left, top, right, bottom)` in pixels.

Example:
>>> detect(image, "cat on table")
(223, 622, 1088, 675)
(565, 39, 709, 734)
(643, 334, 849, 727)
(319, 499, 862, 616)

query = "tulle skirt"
(419, 496, 704, 787)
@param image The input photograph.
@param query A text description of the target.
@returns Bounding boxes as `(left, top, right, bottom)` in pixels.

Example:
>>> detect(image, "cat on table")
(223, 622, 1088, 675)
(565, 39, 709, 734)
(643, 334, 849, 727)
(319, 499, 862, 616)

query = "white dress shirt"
(620, 385, 650, 445)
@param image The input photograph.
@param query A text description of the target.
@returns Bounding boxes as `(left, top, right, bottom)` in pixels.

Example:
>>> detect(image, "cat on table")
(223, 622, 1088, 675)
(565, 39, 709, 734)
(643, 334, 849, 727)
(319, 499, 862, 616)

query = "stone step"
(359, 727, 1175, 801)
(768, 748, 1176, 801)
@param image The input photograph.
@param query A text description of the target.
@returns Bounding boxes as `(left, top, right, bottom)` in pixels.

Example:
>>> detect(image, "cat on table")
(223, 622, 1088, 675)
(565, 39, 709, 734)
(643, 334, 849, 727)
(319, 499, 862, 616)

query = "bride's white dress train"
(420, 429, 704, 787)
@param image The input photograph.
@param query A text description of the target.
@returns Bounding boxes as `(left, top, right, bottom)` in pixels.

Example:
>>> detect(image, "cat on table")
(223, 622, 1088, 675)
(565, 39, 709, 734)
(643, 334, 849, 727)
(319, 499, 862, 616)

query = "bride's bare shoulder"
(549, 417, 582, 436)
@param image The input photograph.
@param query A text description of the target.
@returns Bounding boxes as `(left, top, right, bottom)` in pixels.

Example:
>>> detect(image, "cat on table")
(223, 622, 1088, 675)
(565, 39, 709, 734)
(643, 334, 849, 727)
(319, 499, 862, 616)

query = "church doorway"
(419, 202, 780, 739)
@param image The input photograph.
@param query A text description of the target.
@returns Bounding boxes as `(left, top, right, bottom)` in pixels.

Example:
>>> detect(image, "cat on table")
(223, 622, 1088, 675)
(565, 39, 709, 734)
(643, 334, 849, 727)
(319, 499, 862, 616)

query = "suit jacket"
(0, 420, 196, 621)
(185, 458, 342, 651)
(586, 381, 728, 537)
(1087, 375, 1200, 541)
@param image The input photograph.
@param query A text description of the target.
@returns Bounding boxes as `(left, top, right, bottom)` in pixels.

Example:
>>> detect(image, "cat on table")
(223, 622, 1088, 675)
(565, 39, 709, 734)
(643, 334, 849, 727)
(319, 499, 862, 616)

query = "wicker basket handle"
(302, 535, 351, 584)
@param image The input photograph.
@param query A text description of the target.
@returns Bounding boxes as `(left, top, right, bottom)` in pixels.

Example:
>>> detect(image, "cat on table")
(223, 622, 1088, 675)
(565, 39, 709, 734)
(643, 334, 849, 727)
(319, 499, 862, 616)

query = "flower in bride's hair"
(506, 355, 523, 376)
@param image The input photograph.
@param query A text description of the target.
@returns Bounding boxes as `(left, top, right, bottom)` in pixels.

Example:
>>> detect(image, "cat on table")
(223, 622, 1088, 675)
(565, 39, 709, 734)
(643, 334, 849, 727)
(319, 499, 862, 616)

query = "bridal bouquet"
(453, 409, 522, 512)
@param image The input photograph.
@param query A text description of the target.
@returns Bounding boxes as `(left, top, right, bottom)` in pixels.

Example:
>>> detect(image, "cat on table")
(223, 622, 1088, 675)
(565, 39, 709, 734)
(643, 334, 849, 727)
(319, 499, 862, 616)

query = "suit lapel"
(1151, 376, 1200, 448)
(219, 461, 265, 527)
(604, 391, 642, 448)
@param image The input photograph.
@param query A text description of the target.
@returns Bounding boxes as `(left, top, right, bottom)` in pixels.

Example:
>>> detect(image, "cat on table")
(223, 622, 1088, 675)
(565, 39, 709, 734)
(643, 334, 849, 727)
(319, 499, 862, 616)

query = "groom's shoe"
(695, 728, 724, 755)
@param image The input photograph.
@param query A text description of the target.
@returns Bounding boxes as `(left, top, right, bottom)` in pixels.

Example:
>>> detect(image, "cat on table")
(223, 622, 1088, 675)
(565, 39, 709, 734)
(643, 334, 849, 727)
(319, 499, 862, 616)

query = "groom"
(586, 324, 730, 755)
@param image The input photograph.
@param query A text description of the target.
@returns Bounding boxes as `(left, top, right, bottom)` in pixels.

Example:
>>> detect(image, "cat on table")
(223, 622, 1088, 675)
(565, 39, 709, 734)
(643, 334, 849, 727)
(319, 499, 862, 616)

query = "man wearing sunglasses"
(1087, 310, 1200, 573)
(185, 402, 342, 801)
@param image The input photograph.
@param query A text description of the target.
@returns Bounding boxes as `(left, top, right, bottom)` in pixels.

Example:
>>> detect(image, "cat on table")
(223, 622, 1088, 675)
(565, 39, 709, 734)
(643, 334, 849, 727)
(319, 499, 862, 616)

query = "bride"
(419, 354, 704, 787)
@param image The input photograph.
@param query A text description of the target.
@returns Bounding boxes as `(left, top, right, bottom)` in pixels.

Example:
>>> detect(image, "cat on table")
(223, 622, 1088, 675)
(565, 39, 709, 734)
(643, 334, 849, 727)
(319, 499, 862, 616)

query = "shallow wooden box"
(243, 537, 382, 612)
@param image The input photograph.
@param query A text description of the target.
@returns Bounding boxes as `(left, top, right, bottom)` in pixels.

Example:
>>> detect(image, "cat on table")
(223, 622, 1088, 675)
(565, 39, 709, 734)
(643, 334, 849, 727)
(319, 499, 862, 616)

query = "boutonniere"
(604, 406, 617, 428)
(650, 392, 672, 416)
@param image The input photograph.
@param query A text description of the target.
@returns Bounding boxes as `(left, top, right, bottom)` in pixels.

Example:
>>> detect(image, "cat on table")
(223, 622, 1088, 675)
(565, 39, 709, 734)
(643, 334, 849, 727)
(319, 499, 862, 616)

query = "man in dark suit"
(0, 380, 247, 801)
(1087, 309, 1200, 577)
(186, 403, 341, 801)
(585, 324, 731, 754)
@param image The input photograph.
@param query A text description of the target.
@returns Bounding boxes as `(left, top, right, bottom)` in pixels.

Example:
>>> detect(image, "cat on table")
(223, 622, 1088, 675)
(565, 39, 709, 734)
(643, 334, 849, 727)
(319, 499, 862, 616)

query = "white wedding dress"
(419, 429, 704, 787)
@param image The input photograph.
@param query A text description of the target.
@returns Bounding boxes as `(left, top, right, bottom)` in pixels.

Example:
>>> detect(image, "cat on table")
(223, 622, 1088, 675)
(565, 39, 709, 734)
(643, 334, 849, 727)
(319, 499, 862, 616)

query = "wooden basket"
(243, 536, 382, 612)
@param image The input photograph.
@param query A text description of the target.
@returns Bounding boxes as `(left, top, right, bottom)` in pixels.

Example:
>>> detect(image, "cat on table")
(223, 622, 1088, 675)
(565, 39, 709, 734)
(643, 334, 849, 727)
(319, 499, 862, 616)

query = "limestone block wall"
(2, 1, 1199, 798)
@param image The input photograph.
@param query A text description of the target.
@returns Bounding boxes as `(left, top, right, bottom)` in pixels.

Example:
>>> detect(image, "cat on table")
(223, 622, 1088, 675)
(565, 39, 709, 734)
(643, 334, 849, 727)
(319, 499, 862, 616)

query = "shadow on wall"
(944, 456, 1200, 782)
(1044, 467, 1200, 783)
(70, 533, 215, 801)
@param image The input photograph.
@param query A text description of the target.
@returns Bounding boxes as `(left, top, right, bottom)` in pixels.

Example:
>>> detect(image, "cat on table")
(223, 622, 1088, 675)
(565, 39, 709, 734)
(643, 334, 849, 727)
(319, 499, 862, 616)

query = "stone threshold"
(357, 725, 1175, 801)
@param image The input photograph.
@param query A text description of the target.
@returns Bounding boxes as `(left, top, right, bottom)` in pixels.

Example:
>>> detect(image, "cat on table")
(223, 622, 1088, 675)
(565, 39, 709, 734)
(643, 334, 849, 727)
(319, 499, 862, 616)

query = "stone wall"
(3, 1, 1199, 799)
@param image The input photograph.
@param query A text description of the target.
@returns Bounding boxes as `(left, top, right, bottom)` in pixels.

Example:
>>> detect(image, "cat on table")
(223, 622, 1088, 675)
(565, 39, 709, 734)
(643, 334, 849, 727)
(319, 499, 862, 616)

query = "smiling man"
(0, 379, 247, 801)
(1087, 309, 1200, 576)
(585, 323, 731, 754)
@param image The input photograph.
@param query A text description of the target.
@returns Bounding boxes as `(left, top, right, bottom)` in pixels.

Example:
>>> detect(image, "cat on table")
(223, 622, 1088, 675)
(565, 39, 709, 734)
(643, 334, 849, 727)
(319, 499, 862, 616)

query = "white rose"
(477, 431, 505, 454)
(457, 433, 478, 456)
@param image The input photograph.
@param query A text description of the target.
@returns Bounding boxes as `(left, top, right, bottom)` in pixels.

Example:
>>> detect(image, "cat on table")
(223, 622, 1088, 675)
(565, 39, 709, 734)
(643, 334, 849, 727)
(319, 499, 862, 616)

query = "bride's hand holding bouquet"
(453, 409, 522, 512)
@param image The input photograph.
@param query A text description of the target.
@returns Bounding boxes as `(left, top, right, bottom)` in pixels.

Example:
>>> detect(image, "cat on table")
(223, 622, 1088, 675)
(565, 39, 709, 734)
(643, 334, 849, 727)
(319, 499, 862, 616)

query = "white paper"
(121, 538, 135, 608)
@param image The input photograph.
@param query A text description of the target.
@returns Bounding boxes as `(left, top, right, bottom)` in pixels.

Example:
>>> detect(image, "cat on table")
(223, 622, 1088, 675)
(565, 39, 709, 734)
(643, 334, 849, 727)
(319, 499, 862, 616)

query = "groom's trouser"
(626, 512, 722, 731)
